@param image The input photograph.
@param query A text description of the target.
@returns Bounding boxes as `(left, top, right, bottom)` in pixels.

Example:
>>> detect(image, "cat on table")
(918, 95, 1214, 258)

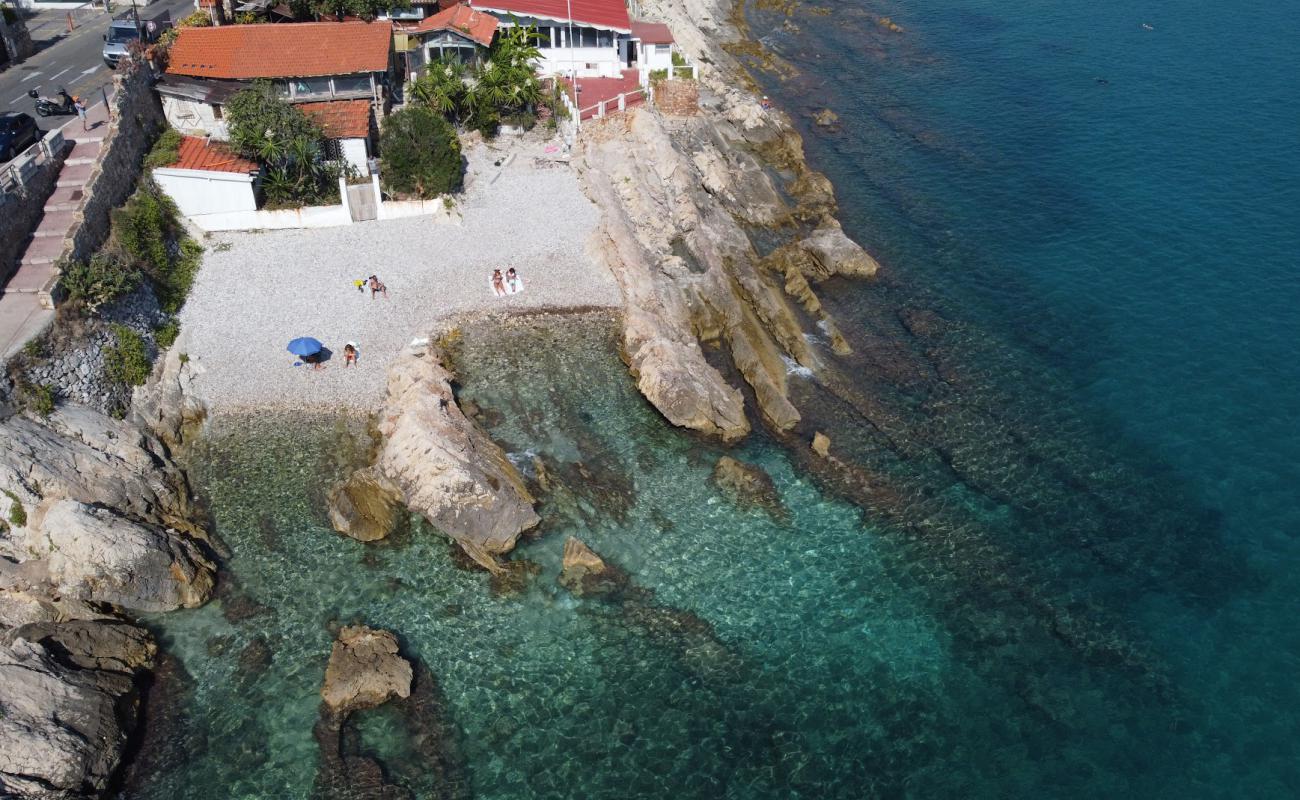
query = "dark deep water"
(124, 2, 1300, 798)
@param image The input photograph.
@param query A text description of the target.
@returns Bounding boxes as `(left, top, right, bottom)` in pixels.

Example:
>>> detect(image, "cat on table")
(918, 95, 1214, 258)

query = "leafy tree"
(411, 59, 470, 123)
(411, 21, 544, 137)
(379, 106, 463, 199)
(226, 80, 338, 207)
(288, 0, 408, 22)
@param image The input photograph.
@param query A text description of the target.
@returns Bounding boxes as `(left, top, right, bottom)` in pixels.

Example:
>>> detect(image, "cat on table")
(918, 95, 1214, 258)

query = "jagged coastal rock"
(559, 536, 630, 598)
(574, 0, 882, 440)
(0, 402, 211, 798)
(320, 625, 413, 715)
(327, 466, 405, 543)
(0, 620, 155, 798)
(330, 342, 539, 571)
(131, 333, 208, 452)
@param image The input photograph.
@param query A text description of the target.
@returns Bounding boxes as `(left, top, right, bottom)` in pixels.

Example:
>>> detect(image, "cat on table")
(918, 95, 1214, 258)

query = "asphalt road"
(0, 0, 194, 134)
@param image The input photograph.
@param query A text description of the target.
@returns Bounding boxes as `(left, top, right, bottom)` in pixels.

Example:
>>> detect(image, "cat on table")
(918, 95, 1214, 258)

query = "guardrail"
(0, 129, 66, 197)
(576, 86, 650, 121)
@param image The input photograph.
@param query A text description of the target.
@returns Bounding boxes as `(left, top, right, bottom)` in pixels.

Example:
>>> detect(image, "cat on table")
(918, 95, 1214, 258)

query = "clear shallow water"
(123, 2, 1300, 797)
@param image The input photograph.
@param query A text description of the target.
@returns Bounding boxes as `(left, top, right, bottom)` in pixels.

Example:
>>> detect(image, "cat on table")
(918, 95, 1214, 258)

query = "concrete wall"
(539, 47, 625, 77)
(161, 96, 228, 140)
(154, 168, 258, 216)
(189, 204, 352, 232)
(642, 43, 674, 71)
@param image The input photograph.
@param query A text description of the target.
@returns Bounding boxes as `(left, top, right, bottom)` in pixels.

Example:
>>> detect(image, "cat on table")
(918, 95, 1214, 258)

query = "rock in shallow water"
(321, 625, 413, 715)
(327, 466, 405, 543)
(712, 455, 787, 519)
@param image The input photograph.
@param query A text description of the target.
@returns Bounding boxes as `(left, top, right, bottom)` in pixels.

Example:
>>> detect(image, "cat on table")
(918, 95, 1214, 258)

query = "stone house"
(155, 21, 392, 175)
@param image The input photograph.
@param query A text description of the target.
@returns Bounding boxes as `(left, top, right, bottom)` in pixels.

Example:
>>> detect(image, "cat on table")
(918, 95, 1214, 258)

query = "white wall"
(643, 43, 674, 71)
(154, 168, 258, 216)
(161, 96, 229, 140)
(538, 47, 625, 78)
(188, 204, 352, 232)
(341, 138, 369, 176)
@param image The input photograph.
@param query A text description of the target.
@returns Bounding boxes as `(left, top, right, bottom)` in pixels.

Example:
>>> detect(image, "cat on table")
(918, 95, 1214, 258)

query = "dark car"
(0, 113, 41, 162)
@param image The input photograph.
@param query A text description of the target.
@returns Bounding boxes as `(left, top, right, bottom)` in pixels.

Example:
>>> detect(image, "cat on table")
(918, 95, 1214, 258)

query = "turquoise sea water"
(122, 3, 1300, 798)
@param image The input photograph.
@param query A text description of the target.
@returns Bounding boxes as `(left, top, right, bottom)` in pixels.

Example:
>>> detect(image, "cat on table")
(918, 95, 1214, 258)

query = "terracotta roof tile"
(412, 3, 498, 47)
(630, 21, 673, 45)
(469, 0, 630, 33)
(298, 99, 373, 139)
(167, 21, 393, 80)
(169, 136, 260, 173)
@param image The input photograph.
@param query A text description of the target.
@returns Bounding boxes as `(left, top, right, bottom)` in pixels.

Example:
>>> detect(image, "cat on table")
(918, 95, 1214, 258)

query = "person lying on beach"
(368, 275, 388, 299)
(506, 267, 523, 294)
(491, 269, 507, 297)
(343, 343, 357, 367)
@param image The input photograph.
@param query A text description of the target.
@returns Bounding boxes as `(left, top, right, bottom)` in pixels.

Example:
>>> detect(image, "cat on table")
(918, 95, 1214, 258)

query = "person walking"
(74, 96, 87, 131)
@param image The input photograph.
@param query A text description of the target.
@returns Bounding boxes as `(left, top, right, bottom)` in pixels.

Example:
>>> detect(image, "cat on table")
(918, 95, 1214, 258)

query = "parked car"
(0, 113, 41, 162)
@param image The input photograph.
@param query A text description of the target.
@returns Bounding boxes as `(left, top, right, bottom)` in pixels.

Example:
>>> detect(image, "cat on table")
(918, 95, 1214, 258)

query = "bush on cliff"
(59, 253, 138, 315)
(104, 324, 152, 387)
(144, 128, 183, 169)
(380, 106, 462, 199)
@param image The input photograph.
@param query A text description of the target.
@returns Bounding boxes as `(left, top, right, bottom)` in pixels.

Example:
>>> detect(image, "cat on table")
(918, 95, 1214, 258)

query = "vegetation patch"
(227, 81, 340, 208)
(104, 324, 153, 387)
(59, 253, 139, 315)
(379, 106, 463, 199)
(16, 382, 56, 418)
(3, 490, 27, 528)
(144, 128, 183, 169)
(154, 318, 180, 349)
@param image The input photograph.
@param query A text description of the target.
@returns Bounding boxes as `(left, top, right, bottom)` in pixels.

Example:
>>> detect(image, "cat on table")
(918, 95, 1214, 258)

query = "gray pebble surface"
(179, 136, 621, 413)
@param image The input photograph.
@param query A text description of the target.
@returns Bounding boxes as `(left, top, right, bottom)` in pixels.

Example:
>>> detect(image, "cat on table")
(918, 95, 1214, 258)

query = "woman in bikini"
(492, 269, 507, 297)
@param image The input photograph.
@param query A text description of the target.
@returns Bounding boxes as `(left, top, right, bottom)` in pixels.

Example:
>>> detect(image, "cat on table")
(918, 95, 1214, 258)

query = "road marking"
(81, 67, 101, 75)
(11, 94, 30, 104)
(21, 73, 42, 82)
(49, 68, 72, 81)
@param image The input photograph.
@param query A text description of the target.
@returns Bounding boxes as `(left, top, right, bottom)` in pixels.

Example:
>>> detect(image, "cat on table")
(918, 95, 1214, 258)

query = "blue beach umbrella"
(287, 337, 323, 357)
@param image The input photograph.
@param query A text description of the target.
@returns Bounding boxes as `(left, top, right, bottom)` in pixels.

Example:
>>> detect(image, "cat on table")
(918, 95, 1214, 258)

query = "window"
(538, 26, 553, 49)
(578, 27, 598, 48)
(597, 30, 612, 48)
(322, 138, 344, 161)
(333, 74, 372, 96)
(291, 77, 332, 98)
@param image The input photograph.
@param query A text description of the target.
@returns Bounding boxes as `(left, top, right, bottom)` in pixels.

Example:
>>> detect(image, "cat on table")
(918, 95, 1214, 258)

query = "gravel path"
(179, 135, 621, 413)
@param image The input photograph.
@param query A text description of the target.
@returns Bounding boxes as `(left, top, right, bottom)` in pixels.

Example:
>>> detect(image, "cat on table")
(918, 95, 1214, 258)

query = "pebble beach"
(178, 136, 621, 413)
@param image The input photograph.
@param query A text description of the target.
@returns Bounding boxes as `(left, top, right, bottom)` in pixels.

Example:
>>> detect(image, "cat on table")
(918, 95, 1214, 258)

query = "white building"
(153, 136, 260, 216)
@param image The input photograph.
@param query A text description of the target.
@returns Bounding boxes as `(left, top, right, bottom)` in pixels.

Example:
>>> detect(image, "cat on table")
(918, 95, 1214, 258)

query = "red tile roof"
(169, 136, 259, 173)
(630, 21, 673, 45)
(413, 3, 498, 47)
(469, 0, 630, 33)
(167, 22, 393, 80)
(298, 99, 373, 139)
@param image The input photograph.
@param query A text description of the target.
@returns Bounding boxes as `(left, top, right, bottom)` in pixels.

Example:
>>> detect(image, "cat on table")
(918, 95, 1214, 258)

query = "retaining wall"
(0, 145, 66, 286)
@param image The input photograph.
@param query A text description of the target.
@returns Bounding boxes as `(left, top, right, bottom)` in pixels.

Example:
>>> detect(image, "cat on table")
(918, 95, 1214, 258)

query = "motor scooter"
(27, 88, 75, 117)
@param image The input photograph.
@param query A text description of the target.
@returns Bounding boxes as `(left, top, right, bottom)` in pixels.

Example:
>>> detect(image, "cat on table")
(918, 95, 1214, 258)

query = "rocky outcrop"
(321, 625, 412, 715)
(0, 619, 155, 799)
(332, 342, 539, 571)
(711, 456, 786, 519)
(4, 499, 214, 613)
(327, 466, 405, 543)
(0, 402, 212, 798)
(131, 329, 208, 453)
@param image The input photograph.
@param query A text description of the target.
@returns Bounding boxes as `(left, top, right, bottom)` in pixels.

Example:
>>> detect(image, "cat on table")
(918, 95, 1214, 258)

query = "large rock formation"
(131, 333, 208, 453)
(330, 342, 539, 571)
(321, 625, 413, 715)
(0, 403, 212, 798)
(0, 620, 155, 799)
(573, 0, 879, 441)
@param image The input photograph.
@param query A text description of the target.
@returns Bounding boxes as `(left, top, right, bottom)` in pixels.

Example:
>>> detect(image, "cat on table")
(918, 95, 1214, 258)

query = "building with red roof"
(153, 136, 262, 217)
(157, 22, 391, 176)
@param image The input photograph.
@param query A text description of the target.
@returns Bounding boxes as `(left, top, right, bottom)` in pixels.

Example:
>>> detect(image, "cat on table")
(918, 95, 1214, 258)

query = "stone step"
(55, 161, 96, 187)
(31, 210, 77, 238)
(64, 140, 102, 165)
(5, 261, 54, 293)
(46, 186, 85, 212)
(19, 235, 65, 266)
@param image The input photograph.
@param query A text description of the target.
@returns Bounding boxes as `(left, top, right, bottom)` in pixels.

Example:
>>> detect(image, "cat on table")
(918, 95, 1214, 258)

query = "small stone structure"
(653, 78, 699, 116)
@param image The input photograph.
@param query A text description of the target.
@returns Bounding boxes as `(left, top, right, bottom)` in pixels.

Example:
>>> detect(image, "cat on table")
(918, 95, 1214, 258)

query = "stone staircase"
(0, 103, 108, 360)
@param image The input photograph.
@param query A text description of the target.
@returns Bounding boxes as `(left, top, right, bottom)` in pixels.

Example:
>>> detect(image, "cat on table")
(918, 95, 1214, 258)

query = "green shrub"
(22, 337, 47, 359)
(104, 324, 152, 386)
(113, 180, 178, 278)
(227, 81, 337, 207)
(59, 253, 139, 314)
(649, 68, 668, 82)
(154, 318, 180, 349)
(3, 490, 26, 528)
(157, 238, 203, 314)
(144, 128, 183, 169)
(17, 383, 55, 418)
(380, 106, 463, 199)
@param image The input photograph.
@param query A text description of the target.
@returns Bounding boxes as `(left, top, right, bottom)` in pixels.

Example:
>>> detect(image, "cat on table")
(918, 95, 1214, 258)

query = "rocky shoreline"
(0, 0, 884, 793)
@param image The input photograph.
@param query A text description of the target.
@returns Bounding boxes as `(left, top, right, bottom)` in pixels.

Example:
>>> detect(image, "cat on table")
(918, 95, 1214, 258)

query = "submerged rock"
(812, 432, 831, 457)
(321, 625, 412, 715)
(813, 108, 839, 127)
(338, 343, 539, 572)
(558, 537, 630, 598)
(327, 466, 405, 543)
(712, 456, 786, 519)
(0, 620, 154, 799)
